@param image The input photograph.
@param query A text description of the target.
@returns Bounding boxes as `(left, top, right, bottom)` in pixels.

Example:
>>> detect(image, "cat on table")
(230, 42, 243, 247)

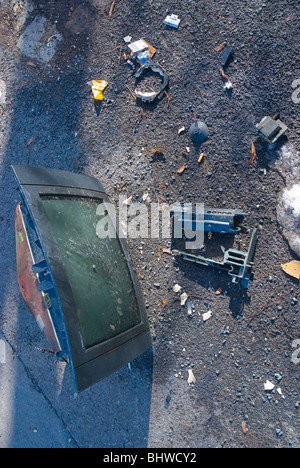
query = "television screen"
(41, 195, 141, 349)
(12, 166, 152, 392)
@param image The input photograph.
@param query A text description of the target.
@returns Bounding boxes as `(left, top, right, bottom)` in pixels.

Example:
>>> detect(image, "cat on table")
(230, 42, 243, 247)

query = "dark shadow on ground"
(0, 0, 153, 448)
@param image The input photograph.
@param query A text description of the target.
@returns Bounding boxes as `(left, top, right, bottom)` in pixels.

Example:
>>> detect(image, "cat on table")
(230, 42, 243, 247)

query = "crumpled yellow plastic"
(90, 80, 108, 100)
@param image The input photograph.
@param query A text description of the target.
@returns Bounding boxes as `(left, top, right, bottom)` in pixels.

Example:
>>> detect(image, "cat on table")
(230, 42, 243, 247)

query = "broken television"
(13, 165, 152, 392)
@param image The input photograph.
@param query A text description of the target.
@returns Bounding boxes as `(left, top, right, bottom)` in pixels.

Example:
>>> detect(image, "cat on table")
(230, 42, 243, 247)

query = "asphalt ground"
(0, 0, 299, 448)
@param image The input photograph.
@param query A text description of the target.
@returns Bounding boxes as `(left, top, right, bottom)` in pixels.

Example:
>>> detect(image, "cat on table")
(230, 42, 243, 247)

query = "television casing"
(13, 165, 152, 392)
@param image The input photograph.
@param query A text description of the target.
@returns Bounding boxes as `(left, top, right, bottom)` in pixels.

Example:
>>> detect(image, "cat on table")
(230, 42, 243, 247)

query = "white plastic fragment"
(187, 369, 196, 385)
(173, 284, 182, 293)
(124, 35, 132, 43)
(178, 126, 185, 134)
(264, 380, 275, 391)
(164, 14, 181, 28)
(123, 196, 132, 205)
(187, 301, 192, 315)
(277, 387, 285, 399)
(180, 292, 188, 305)
(202, 310, 212, 321)
(142, 192, 150, 202)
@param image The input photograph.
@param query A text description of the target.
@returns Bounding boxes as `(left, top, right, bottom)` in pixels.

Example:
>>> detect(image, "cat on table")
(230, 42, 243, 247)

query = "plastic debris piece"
(124, 35, 132, 43)
(163, 248, 173, 255)
(281, 260, 300, 280)
(180, 292, 188, 305)
(137, 49, 151, 64)
(164, 14, 181, 28)
(128, 39, 148, 54)
(221, 46, 234, 67)
(256, 115, 288, 144)
(122, 196, 132, 205)
(141, 41, 157, 60)
(224, 81, 233, 90)
(178, 126, 185, 134)
(187, 301, 192, 315)
(277, 387, 285, 399)
(89, 80, 108, 100)
(189, 121, 209, 143)
(173, 284, 182, 293)
(162, 298, 168, 308)
(202, 310, 212, 321)
(187, 369, 196, 385)
(216, 287, 222, 295)
(264, 380, 275, 391)
(134, 61, 168, 103)
(128, 38, 156, 65)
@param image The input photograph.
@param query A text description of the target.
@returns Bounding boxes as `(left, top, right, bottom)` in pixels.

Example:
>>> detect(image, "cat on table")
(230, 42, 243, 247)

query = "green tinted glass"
(42, 196, 140, 349)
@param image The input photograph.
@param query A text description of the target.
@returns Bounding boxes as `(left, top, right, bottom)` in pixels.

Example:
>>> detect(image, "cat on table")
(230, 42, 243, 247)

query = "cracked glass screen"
(41, 196, 140, 349)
